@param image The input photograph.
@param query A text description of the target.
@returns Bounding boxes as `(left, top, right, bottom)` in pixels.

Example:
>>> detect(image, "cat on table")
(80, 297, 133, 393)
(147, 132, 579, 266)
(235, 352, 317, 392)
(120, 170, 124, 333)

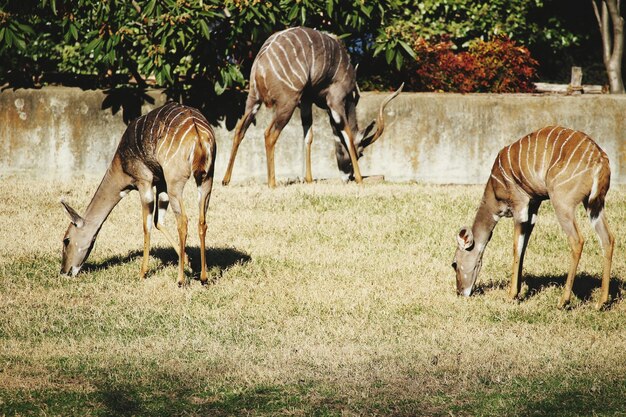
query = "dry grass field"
(1, 175, 626, 416)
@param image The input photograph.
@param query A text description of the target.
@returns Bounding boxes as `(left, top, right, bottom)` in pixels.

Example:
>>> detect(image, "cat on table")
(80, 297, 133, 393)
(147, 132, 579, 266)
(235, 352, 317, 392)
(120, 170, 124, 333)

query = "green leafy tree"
(0, 0, 593, 98)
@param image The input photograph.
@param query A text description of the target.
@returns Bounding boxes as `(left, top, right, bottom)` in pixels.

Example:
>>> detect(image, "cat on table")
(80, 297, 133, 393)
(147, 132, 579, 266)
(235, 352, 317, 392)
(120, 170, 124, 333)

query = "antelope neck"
(471, 182, 500, 250)
(81, 163, 127, 234)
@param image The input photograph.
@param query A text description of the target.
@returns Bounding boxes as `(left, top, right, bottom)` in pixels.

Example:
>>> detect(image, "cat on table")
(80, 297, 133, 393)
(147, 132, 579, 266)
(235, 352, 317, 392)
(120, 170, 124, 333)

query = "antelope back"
(491, 126, 610, 199)
(117, 102, 215, 177)
(249, 27, 355, 102)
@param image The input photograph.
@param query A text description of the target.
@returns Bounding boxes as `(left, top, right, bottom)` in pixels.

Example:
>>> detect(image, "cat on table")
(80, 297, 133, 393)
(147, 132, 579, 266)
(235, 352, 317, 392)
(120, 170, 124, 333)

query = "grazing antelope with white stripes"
(452, 126, 614, 309)
(222, 26, 403, 188)
(60, 102, 216, 286)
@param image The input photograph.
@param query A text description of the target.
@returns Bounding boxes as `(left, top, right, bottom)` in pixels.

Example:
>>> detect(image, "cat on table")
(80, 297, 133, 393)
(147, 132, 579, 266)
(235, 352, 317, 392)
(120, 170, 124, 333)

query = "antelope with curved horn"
(452, 126, 614, 309)
(221, 26, 403, 188)
(60, 102, 216, 286)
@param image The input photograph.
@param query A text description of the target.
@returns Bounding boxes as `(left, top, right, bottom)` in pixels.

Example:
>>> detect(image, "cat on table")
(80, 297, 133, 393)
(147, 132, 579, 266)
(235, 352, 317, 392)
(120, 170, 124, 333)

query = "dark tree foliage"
(0, 0, 612, 122)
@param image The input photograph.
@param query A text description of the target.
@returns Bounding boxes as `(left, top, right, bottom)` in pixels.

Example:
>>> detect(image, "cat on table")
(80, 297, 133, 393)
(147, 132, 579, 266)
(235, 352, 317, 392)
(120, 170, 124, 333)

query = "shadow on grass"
(0, 380, 339, 417)
(98, 383, 142, 417)
(5, 372, 626, 416)
(475, 272, 624, 308)
(82, 246, 251, 283)
(455, 375, 626, 417)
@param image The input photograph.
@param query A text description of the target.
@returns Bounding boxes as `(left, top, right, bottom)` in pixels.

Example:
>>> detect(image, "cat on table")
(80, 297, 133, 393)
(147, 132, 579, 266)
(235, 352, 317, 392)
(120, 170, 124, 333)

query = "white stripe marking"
(301, 28, 316, 79)
(554, 165, 593, 189)
(490, 174, 506, 188)
(553, 135, 587, 181)
(547, 130, 578, 176)
(148, 105, 168, 140)
(267, 49, 298, 91)
(318, 31, 327, 75)
(291, 30, 309, 67)
(498, 154, 515, 184)
(156, 110, 186, 156)
(188, 142, 196, 165)
(165, 123, 195, 164)
(275, 41, 306, 86)
(541, 126, 561, 176)
(531, 132, 539, 182)
(332, 47, 343, 80)
(161, 116, 194, 160)
(283, 34, 309, 81)
(134, 115, 146, 155)
(517, 136, 532, 186)
(507, 145, 522, 183)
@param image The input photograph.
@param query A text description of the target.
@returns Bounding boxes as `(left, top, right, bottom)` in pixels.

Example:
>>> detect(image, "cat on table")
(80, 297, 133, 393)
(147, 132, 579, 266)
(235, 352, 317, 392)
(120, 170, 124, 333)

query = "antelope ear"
(61, 200, 84, 228)
(457, 227, 474, 250)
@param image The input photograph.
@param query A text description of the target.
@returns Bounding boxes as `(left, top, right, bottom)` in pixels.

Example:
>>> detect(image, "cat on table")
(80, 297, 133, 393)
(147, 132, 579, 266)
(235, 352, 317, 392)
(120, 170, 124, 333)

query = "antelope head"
(60, 200, 96, 276)
(452, 227, 483, 297)
(335, 83, 403, 179)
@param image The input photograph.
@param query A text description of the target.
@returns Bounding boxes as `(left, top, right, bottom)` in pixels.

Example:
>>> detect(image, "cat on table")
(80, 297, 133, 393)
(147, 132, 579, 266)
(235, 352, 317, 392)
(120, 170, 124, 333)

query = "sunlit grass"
(1, 176, 626, 416)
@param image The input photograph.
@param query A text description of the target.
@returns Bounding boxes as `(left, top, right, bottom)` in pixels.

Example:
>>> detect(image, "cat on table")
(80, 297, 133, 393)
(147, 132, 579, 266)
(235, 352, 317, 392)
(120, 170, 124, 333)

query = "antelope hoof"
(222, 179, 230, 186)
(595, 300, 608, 311)
(557, 298, 570, 310)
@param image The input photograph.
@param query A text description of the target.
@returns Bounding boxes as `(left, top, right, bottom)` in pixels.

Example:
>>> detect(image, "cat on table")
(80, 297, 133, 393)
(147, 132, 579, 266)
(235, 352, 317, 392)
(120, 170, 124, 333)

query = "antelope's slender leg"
(553, 202, 584, 309)
(301, 101, 314, 183)
(588, 207, 614, 309)
(167, 185, 188, 287)
(265, 101, 297, 188)
(510, 200, 541, 299)
(510, 221, 524, 299)
(196, 176, 214, 284)
(137, 184, 155, 279)
(154, 186, 186, 264)
(222, 103, 259, 186)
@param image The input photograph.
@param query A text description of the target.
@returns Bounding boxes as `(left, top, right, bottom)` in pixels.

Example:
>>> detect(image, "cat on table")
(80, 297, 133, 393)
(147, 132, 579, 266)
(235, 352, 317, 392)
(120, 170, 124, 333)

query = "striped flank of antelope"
(121, 102, 215, 178)
(250, 27, 351, 100)
(490, 126, 610, 206)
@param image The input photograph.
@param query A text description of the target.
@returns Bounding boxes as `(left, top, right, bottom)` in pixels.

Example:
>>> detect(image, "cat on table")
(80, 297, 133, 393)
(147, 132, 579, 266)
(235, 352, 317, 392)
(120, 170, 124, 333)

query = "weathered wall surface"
(2, 87, 626, 184)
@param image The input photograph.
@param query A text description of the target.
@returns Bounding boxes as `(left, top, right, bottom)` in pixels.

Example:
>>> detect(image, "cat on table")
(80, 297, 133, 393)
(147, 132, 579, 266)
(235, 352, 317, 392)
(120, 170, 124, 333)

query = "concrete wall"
(2, 87, 626, 184)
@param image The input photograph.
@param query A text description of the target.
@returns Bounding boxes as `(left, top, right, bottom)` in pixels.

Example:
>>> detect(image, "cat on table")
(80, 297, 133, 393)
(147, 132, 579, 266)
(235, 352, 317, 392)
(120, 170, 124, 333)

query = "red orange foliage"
(408, 36, 538, 93)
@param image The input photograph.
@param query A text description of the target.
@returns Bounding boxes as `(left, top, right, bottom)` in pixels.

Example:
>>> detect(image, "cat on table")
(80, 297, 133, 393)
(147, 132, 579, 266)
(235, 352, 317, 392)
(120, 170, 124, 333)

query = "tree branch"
(600, 1, 612, 64)
(592, 0, 602, 27)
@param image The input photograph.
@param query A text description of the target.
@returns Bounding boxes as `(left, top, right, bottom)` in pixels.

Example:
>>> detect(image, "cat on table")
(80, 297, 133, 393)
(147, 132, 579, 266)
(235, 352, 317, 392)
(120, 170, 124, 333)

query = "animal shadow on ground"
(82, 246, 251, 284)
(475, 273, 624, 308)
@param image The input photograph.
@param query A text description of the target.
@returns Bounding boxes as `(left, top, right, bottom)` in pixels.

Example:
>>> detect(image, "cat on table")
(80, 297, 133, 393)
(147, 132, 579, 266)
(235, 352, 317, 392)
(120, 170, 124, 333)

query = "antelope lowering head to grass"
(221, 26, 403, 188)
(452, 126, 614, 309)
(60, 102, 216, 286)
